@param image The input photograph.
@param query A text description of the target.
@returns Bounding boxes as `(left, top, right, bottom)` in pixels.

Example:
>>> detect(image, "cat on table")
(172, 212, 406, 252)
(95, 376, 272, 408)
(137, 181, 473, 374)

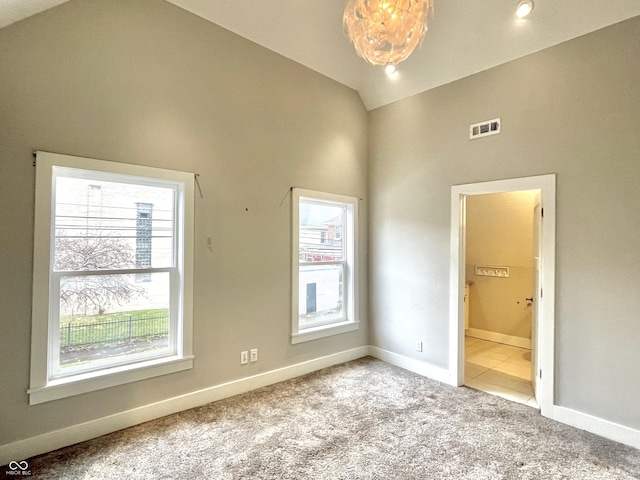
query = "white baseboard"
(3, 346, 638, 466)
(368, 346, 450, 384)
(369, 345, 640, 450)
(550, 405, 640, 450)
(466, 328, 531, 349)
(0, 346, 369, 466)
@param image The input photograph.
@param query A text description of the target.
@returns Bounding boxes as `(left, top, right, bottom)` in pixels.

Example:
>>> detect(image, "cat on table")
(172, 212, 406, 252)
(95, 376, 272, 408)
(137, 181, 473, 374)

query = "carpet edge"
(0, 346, 370, 466)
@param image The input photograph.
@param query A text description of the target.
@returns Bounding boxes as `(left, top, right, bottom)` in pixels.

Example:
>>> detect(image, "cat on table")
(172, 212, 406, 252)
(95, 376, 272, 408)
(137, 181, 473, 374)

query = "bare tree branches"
(55, 236, 136, 270)
(56, 234, 145, 315)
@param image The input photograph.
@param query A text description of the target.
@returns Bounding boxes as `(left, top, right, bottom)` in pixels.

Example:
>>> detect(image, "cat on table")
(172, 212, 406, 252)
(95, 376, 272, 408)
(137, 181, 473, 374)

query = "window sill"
(291, 320, 359, 344)
(28, 355, 194, 405)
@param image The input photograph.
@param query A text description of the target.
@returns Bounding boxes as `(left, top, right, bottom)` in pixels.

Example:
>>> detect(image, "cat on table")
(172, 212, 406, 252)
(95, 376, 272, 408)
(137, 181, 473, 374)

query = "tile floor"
(464, 336, 538, 408)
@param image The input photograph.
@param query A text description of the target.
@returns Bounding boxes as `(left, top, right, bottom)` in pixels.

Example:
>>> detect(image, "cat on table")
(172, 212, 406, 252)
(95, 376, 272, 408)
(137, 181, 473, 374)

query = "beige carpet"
(10, 357, 640, 479)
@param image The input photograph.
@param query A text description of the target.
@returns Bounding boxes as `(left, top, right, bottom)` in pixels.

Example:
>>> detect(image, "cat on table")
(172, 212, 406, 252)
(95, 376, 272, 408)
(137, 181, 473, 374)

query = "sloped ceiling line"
(2, 0, 640, 109)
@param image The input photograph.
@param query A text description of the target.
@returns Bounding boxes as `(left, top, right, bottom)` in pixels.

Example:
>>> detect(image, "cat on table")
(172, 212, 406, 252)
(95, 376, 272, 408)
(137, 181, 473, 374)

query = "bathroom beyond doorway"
(449, 174, 556, 416)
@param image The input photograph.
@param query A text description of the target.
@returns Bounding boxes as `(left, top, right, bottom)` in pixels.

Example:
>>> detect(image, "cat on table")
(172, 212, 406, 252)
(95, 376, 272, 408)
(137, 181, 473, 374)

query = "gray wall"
(369, 17, 640, 428)
(1, 0, 639, 449)
(0, 0, 368, 445)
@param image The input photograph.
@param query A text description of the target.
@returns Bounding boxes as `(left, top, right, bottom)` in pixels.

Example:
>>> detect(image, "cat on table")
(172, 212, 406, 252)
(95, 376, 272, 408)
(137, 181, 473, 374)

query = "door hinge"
(540, 288, 543, 298)
(539, 369, 542, 379)
(541, 207, 544, 218)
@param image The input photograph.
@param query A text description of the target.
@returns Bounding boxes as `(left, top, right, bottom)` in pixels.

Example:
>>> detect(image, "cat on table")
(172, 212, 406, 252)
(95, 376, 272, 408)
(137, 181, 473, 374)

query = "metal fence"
(59, 314, 169, 350)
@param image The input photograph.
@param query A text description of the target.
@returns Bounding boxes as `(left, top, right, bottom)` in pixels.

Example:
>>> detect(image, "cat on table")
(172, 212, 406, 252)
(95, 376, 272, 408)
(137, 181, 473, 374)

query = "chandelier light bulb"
(343, 0, 434, 67)
(516, 0, 534, 18)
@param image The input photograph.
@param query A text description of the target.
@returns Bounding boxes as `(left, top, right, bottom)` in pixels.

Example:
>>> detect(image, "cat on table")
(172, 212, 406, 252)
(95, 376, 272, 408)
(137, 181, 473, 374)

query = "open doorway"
(463, 191, 538, 407)
(448, 175, 556, 416)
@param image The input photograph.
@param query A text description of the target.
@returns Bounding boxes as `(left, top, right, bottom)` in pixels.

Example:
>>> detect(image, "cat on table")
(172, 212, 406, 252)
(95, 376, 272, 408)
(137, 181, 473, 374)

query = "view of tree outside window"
(53, 174, 175, 374)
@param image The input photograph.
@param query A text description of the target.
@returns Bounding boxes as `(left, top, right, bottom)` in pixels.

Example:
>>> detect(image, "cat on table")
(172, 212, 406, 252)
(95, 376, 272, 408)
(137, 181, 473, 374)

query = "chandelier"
(343, 0, 434, 67)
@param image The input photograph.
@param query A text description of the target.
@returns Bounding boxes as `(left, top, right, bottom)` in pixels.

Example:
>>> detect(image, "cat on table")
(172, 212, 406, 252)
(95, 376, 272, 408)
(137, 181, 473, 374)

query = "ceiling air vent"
(470, 117, 500, 140)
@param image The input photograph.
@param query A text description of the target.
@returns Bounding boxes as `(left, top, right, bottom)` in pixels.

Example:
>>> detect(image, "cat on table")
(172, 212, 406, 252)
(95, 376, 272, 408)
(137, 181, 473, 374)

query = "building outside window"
(291, 188, 358, 343)
(135, 202, 153, 282)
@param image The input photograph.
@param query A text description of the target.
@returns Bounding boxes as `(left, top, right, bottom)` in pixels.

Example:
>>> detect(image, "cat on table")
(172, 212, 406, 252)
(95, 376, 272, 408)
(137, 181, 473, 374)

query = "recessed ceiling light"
(516, 0, 534, 18)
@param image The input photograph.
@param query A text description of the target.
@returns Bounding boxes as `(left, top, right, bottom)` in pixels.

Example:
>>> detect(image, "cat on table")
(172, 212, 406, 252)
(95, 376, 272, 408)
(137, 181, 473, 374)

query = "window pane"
(54, 175, 175, 271)
(299, 263, 344, 328)
(299, 202, 344, 262)
(57, 272, 171, 375)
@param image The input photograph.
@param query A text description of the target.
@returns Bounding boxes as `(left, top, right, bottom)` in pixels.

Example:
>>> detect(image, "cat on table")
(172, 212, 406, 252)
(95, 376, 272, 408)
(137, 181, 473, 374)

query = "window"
(30, 152, 194, 404)
(291, 189, 358, 343)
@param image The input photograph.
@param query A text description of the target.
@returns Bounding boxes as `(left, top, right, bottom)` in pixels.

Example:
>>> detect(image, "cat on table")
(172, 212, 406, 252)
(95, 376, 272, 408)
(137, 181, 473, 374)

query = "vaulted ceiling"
(2, 0, 640, 110)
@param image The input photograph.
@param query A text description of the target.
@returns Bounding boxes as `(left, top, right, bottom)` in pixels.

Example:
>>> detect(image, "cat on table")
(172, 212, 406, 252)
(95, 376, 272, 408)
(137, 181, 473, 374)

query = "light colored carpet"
(19, 357, 640, 479)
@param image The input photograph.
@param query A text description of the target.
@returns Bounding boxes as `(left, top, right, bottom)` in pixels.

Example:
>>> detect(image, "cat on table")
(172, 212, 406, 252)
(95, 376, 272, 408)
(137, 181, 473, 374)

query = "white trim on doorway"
(448, 174, 556, 417)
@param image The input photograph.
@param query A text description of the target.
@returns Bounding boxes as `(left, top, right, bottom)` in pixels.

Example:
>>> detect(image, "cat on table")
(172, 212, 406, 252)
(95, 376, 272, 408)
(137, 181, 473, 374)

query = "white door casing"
(449, 174, 556, 416)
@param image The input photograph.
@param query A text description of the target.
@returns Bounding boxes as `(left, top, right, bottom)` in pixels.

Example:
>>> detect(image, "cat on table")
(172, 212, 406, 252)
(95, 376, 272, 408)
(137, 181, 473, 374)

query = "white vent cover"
(470, 118, 500, 139)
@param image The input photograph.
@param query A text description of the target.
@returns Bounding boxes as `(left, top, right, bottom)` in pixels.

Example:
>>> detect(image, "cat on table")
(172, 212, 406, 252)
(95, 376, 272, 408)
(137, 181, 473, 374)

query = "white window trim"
(29, 151, 195, 405)
(291, 188, 359, 344)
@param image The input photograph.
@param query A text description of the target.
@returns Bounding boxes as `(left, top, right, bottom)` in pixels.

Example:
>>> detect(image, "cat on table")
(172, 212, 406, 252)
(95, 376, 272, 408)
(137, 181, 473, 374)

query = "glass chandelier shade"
(343, 0, 434, 66)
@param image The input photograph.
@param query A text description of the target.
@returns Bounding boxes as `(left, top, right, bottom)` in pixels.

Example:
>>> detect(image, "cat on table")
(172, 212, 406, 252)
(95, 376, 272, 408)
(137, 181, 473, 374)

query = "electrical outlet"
(250, 348, 258, 363)
(416, 341, 423, 353)
(240, 351, 248, 365)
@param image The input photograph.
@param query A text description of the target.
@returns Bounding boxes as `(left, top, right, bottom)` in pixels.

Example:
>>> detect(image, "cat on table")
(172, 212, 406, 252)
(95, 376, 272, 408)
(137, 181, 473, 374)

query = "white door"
(531, 194, 541, 402)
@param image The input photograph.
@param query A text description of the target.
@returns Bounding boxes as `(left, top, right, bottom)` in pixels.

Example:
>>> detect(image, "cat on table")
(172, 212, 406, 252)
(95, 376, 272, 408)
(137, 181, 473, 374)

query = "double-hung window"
(29, 152, 194, 404)
(291, 188, 358, 343)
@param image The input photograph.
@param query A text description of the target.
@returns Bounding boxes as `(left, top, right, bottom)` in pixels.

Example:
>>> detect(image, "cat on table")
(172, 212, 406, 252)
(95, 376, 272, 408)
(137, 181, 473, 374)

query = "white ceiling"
(3, 1, 640, 110)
